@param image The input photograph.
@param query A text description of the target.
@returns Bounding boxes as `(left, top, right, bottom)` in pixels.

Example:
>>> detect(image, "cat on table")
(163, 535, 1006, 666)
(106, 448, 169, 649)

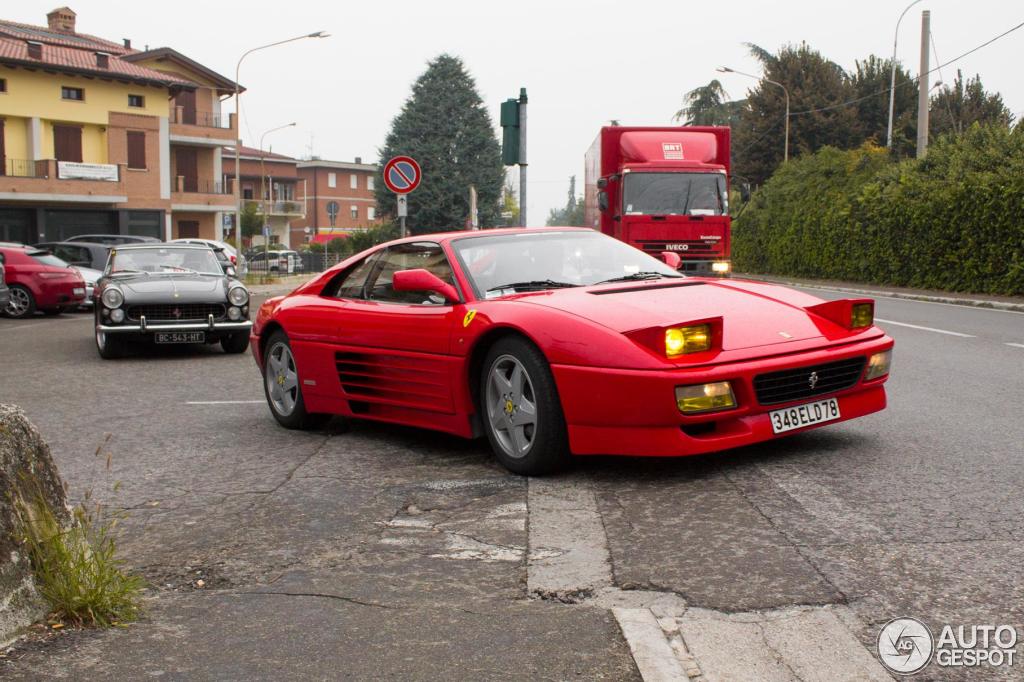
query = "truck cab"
(585, 127, 731, 275)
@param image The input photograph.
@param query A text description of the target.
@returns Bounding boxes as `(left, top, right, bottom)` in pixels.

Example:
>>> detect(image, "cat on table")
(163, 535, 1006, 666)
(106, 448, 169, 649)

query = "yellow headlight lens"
(851, 302, 873, 328)
(665, 324, 712, 356)
(676, 382, 737, 413)
(865, 350, 892, 380)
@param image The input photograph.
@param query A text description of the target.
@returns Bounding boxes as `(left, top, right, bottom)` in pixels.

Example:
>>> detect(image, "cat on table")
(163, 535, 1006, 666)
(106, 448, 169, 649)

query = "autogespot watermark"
(877, 617, 1018, 675)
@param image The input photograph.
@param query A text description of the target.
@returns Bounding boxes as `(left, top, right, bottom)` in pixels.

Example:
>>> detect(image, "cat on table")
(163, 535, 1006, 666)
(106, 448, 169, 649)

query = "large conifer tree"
(375, 54, 503, 233)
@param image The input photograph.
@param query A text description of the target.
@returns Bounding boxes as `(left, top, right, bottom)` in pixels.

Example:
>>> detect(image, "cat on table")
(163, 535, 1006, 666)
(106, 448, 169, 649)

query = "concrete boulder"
(0, 404, 69, 646)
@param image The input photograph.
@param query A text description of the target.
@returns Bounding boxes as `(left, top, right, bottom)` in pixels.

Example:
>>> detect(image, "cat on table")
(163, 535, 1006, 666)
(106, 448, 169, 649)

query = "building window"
(350, 205, 358, 220)
(367, 206, 376, 220)
(61, 86, 84, 101)
(367, 175, 374, 191)
(0, 78, 7, 93)
(126, 131, 146, 170)
(128, 94, 145, 108)
(350, 174, 357, 189)
(53, 125, 83, 162)
(328, 172, 336, 188)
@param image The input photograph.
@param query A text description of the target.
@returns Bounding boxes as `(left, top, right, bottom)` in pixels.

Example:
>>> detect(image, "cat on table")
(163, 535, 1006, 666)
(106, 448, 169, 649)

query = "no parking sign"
(383, 156, 421, 194)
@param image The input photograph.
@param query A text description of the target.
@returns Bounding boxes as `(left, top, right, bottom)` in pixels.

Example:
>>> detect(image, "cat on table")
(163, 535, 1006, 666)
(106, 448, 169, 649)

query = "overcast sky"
(12, 0, 1024, 224)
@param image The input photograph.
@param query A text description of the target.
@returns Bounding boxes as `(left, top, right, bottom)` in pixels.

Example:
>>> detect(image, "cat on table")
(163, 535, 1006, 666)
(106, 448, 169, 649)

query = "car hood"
(514, 278, 870, 351)
(74, 266, 102, 284)
(115, 274, 226, 304)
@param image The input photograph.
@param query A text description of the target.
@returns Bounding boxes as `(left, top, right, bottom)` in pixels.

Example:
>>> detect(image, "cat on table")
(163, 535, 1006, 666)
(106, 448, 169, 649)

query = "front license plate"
(154, 331, 205, 344)
(769, 398, 841, 434)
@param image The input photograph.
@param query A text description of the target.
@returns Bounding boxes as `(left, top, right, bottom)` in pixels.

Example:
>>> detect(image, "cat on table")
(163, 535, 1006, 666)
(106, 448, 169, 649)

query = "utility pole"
(518, 88, 528, 227)
(916, 10, 931, 158)
(469, 185, 479, 230)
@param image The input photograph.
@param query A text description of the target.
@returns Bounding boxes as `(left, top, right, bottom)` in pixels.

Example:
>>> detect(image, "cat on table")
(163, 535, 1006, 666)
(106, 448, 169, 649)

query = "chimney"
(354, 156, 362, 164)
(123, 38, 131, 49)
(46, 7, 77, 34)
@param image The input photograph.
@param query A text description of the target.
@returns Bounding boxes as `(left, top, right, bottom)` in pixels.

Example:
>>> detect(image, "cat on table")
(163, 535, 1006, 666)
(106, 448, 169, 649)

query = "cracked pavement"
(2, 289, 1023, 680)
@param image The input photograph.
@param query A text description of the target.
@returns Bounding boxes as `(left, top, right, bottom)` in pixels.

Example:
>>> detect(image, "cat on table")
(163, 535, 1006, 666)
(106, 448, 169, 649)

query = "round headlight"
(227, 306, 242, 321)
(109, 308, 125, 323)
(228, 286, 249, 306)
(101, 287, 124, 309)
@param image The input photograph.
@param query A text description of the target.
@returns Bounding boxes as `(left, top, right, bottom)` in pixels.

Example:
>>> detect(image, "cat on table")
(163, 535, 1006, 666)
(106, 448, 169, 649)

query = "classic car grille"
(637, 240, 717, 254)
(126, 303, 226, 322)
(753, 357, 866, 405)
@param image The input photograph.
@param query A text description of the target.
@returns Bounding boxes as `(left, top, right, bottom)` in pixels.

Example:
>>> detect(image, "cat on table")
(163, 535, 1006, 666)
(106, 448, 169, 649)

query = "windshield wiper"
(592, 271, 682, 285)
(110, 269, 148, 277)
(486, 279, 579, 293)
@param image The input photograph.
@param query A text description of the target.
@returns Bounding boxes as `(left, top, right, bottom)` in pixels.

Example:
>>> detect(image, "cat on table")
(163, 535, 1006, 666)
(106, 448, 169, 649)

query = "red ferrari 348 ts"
(251, 228, 893, 475)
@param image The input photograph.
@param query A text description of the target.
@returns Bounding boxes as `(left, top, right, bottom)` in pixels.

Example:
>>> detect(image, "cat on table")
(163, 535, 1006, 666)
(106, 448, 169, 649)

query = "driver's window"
(322, 253, 379, 299)
(366, 242, 454, 305)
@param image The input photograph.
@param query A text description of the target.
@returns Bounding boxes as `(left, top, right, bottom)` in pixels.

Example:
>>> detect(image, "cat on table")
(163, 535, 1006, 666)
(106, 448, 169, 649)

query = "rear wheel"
(5, 285, 35, 318)
(221, 332, 250, 354)
(480, 337, 569, 476)
(262, 331, 327, 429)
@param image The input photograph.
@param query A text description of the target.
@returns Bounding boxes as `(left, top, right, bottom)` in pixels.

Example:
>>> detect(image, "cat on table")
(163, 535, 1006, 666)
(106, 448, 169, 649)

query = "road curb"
(737, 274, 1024, 313)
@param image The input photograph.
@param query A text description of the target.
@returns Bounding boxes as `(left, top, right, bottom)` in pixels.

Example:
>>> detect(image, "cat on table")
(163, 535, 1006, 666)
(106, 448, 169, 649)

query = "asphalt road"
(1, 285, 1022, 680)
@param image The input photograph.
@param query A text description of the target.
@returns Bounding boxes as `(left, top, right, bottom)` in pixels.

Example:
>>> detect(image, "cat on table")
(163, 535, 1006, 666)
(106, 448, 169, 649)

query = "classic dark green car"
(93, 244, 252, 359)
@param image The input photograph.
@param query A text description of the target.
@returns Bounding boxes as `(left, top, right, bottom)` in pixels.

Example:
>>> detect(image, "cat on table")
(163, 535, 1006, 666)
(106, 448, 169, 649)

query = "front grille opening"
(126, 303, 226, 322)
(681, 421, 717, 437)
(753, 357, 866, 405)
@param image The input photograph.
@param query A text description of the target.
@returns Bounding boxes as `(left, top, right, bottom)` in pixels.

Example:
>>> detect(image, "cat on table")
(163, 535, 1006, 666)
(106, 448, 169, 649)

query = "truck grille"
(126, 303, 226, 322)
(637, 240, 718, 255)
(753, 357, 866, 405)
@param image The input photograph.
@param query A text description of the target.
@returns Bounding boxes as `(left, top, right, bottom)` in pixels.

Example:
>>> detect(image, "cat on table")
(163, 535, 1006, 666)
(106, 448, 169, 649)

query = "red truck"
(584, 126, 731, 274)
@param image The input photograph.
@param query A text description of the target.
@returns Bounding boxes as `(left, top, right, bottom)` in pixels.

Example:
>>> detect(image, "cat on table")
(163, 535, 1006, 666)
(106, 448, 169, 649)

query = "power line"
(788, 18, 1024, 116)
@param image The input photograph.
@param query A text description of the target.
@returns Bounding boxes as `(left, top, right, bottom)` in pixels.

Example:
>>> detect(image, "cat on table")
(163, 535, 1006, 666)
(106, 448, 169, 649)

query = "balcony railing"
(177, 179, 230, 194)
(170, 109, 232, 129)
(1, 159, 43, 178)
(245, 199, 306, 216)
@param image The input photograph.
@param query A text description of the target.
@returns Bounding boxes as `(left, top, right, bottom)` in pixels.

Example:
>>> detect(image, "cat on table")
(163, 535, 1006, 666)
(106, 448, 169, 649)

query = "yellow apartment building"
(0, 7, 241, 243)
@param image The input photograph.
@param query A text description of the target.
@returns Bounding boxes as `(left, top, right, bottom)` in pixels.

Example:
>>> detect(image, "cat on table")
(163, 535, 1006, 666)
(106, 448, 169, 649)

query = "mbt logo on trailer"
(662, 143, 684, 159)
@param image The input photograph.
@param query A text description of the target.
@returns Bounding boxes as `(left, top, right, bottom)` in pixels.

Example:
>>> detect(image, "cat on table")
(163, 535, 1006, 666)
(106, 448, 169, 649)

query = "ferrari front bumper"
(553, 336, 893, 457)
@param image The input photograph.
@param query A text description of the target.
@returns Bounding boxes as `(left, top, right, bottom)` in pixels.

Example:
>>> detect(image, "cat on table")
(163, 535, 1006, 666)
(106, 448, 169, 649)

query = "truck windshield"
(623, 172, 726, 216)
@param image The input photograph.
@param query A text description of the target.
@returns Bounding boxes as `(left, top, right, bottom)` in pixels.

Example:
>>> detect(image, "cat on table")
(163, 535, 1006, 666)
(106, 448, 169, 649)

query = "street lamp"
(718, 66, 790, 162)
(231, 31, 328, 256)
(886, 0, 926, 148)
(258, 122, 297, 245)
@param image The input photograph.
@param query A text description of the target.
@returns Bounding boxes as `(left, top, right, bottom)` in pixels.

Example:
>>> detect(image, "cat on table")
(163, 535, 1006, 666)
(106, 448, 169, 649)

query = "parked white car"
(170, 239, 248, 278)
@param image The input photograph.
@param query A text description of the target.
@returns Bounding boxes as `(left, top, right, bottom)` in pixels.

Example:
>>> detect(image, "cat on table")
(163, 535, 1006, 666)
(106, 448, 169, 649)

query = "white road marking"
(3, 316, 85, 332)
(875, 318, 975, 337)
(184, 400, 264, 405)
(789, 283, 1024, 315)
(1006, 343, 1024, 349)
(613, 609, 689, 682)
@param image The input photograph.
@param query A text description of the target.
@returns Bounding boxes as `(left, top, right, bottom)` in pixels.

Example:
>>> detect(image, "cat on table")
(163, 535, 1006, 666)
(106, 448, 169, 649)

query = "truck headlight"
(228, 285, 249, 306)
(676, 382, 736, 413)
(665, 324, 711, 357)
(101, 287, 124, 308)
(865, 350, 892, 380)
(712, 261, 731, 274)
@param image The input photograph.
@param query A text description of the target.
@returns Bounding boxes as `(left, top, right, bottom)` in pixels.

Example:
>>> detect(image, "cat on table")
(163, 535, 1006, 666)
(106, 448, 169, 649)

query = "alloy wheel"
(485, 354, 538, 459)
(7, 288, 31, 317)
(266, 342, 299, 417)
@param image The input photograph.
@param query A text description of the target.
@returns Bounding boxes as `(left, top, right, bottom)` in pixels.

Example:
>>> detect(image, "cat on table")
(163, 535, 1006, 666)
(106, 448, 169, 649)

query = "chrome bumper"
(98, 313, 252, 334)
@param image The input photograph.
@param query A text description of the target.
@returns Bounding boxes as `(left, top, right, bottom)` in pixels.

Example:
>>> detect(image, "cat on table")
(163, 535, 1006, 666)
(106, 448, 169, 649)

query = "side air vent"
(335, 351, 452, 413)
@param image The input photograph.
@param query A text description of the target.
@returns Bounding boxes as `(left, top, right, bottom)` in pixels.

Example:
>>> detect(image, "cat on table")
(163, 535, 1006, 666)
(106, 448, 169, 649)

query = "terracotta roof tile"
(0, 18, 130, 54)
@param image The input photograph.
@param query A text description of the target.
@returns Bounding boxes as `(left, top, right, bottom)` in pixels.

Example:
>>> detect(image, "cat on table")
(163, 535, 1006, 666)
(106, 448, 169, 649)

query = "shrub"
(732, 124, 1024, 295)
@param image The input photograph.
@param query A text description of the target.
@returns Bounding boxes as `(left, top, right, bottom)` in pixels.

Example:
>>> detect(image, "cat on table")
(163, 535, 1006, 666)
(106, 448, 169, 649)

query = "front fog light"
(665, 324, 712, 356)
(711, 261, 731, 274)
(676, 381, 736, 414)
(109, 308, 125, 323)
(227, 306, 242, 321)
(865, 350, 892, 380)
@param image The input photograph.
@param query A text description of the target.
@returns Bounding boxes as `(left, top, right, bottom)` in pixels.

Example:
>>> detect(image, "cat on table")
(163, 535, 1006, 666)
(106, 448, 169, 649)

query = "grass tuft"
(14, 476, 144, 627)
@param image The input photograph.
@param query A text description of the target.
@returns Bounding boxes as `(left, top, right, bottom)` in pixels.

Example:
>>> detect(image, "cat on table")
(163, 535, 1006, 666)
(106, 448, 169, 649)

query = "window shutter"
(126, 131, 146, 169)
(53, 125, 83, 162)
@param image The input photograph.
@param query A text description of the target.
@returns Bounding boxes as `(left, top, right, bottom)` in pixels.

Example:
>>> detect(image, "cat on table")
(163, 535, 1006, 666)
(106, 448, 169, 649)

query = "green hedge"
(732, 124, 1024, 295)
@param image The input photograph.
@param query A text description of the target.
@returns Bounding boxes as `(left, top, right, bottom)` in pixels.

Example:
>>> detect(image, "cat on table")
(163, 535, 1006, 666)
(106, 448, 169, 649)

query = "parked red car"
(250, 228, 893, 475)
(0, 245, 86, 318)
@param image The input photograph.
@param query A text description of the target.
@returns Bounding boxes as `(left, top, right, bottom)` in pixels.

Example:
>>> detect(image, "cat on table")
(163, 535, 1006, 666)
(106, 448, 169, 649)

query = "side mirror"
(660, 251, 682, 269)
(392, 268, 459, 303)
(598, 191, 609, 212)
(596, 177, 608, 190)
(225, 265, 237, 278)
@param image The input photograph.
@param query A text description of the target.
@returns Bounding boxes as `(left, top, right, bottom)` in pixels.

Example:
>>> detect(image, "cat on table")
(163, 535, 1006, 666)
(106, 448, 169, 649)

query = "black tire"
(479, 336, 569, 476)
(262, 330, 327, 429)
(41, 308, 62, 316)
(95, 324, 127, 359)
(5, 285, 36, 318)
(221, 332, 250, 354)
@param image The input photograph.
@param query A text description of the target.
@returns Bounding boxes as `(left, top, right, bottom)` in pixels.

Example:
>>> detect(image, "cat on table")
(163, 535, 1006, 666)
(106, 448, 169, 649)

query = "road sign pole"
(518, 88, 528, 227)
(397, 194, 408, 238)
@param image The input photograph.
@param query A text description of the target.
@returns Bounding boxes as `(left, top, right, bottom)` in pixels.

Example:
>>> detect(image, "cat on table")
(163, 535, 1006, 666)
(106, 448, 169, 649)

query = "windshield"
(29, 251, 70, 268)
(108, 247, 222, 275)
(453, 230, 682, 298)
(622, 172, 727, 216)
